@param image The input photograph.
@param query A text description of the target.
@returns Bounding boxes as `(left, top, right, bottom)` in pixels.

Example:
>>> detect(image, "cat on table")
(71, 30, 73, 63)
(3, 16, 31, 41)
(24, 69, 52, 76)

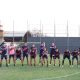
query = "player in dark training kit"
(39, 42, 45, 64)
(22, 43, 29, 65)
(41, 47, 48, 67)
(62, 49, 71, 67)
(30, 44, 37, 66)
(49, 43, 56, 65)
(54, 48, 60, 67)
(0, 45, 8, 67)
(71, 50, 79, 67)
(78, 48, 80, 64)
(15, 47, 23, 66)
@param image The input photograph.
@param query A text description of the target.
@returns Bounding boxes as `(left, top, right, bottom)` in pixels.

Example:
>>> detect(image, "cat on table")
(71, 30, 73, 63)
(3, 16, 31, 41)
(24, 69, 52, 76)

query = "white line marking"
(33, 72, 80, 80)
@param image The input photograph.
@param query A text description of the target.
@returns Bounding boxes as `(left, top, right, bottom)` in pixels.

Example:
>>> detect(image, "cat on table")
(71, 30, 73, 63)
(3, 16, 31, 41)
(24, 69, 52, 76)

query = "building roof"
(4, 31, 25, 37)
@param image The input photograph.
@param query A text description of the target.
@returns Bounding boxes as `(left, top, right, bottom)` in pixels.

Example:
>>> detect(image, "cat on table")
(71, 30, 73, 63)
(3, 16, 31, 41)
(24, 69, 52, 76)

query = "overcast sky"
(0, 0, 80, 37)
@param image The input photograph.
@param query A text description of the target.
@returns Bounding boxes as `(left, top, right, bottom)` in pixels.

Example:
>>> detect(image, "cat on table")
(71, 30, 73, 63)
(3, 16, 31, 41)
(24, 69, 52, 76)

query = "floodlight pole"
(27, 20, 28, 43)
(54, 19, 56, 44)
(79, 26, 80, 37)
(40, 20, 42, 43)
(42, 24, 43, 37)
(13, 20, 14, 44)
(67, 20, 69, 50)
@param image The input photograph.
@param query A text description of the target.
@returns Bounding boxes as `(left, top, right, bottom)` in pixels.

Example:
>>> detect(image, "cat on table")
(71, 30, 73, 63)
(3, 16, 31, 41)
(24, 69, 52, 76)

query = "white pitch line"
(33, 72, 80, 80)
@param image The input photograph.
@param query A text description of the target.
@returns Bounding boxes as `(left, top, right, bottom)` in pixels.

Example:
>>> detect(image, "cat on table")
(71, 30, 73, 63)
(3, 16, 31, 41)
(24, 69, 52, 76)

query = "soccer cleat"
(0, 64, 2, 67)
(22, 64, 24, 66)
(54, 64, 55, 66)
(8, 64, 10, 65)
(47, 64, 48, 67)
(14, 64, 15, 66)
(34, 64, 36, 66)
(31, 64, 32, 66)
(59, 64, 60, 67)
(62, 65, 63, 67)
(6, 64, 8, 67)
(49, 64, 51, 65)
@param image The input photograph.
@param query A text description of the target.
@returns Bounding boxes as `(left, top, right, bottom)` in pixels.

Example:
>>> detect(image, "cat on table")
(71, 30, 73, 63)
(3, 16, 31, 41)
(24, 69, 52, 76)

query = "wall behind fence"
(27, 37, 80, 53)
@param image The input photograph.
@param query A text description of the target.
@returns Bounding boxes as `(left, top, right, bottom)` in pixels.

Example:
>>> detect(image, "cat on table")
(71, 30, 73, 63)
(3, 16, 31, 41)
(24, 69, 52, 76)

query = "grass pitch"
(0, 55, 80, 80)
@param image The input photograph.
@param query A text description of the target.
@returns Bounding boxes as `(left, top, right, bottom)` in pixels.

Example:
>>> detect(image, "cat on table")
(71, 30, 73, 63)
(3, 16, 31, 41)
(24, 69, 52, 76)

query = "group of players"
(0, 42, 80, 67)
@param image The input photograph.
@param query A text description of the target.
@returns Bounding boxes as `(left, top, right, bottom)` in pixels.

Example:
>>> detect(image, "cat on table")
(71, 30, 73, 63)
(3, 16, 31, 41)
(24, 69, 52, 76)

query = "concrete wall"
(27, 37, 80, 53)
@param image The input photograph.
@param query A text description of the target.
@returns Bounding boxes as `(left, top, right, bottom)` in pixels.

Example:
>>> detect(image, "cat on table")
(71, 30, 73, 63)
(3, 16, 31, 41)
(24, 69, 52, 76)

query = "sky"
(0, 0, 80, 37)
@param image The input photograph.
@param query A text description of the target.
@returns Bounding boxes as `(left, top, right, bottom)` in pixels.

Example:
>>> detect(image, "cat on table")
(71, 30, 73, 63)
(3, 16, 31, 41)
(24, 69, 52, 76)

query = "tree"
(23, 31, 32, 42)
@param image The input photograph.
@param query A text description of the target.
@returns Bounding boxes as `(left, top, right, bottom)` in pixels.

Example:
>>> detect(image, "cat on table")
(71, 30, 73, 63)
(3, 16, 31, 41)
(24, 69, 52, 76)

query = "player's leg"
(39, 54, 41, 64)
(26, 54, 28, 65)
(9, 55, 11, 64)
(34, 57, 36, 66)
(41, 57, 44, 66)
(58, 56, 60, 67)
(72, 56, 74, 66)
(21, 56, 23, 66)
(30, 56, 32, 66)
(13, 55, 16, 66)
(46, 57, 48, 67)
(53, 57, 56, 66)
(50, 54, 52, 65)
(76, 56, 78, 66)
(62, 55, 65, 66)
(23, 55, 25, 65)
(5, 56, 8, 67)
(0, 55, 3, 67)
(68, 56, 71, 66)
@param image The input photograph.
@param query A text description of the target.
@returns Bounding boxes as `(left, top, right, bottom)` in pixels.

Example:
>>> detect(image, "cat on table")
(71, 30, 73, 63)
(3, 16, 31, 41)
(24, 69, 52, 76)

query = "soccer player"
(8, 43, 16, 66)
(49, 42, 56, 65)
(30, 44, 37, 66)
(0, 45, 8, 67)
(15, 47, 23, 66)
(78, 48, 80, 64)
(71, 50, 79, 67)
(62, 49, 71, 66)
(22, 43, 29, 65)
(54, 48, 60, 67)
(39, 42, 45, 64)
(41, 47, 48, 67)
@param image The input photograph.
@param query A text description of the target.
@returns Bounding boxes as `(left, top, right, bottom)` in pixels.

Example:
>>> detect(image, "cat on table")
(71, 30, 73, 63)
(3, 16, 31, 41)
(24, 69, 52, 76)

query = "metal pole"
(13, 20, 14, 44)
(40, 20, 42, 43)
(27, 20, 28, 43)
(54, 19, 56, 44)
(67, 20, 69, 50)
(79, 26, 80, 37)
(42, 24, 43, 37)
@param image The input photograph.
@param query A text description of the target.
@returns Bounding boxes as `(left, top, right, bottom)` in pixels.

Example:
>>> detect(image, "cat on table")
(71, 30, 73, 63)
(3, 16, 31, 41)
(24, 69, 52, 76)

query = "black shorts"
(54, 55, 60, 59)
(63, 55, 70, 60)
(23, 53, 28, 58)
(30, 56, 35, 59)
(42, 55, 48, 59)
(72, 56, 78, 61)
(1, 55, 7, 60)
(16, 55, 21, 60)
(50, 54, 55, 59)
(9, 54, 15, 59)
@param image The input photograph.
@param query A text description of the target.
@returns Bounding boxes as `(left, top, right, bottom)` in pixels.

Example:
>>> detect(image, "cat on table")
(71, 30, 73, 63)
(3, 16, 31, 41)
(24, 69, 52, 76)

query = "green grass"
(0, 55, 80, 80)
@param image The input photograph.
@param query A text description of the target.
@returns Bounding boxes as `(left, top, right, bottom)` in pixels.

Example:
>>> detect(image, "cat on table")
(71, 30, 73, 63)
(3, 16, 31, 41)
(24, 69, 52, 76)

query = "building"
(0, 24, 4, 43)
(4, 31, 25, 42)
